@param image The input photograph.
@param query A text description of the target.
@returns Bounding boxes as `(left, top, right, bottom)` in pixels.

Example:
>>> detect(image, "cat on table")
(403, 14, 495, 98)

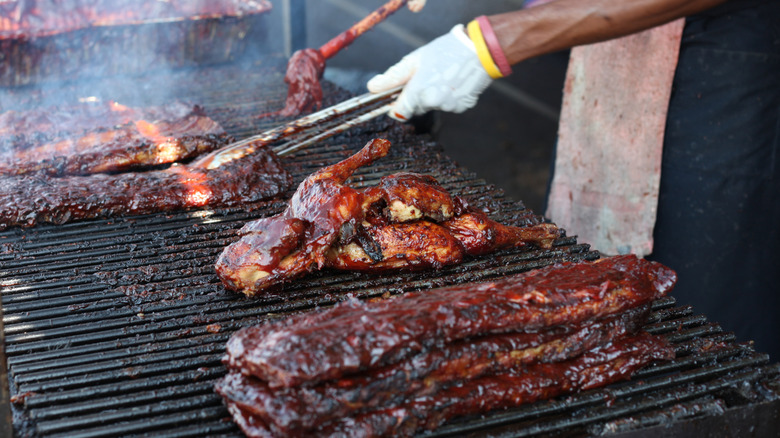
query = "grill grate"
(2, 61, 779, 437)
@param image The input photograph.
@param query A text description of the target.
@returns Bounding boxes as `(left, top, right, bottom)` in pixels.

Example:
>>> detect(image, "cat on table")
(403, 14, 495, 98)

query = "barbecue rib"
(0, 101, 229, 176)
(0, 0, 273, 40)
(222, 333, 674, 438)
(216, 139, 561, 295)
(269, 48, 326, 117)
(0, 144, 291, 229)
(320, 333, 674, 438)
(224, 255, 676, 388)
(216, 305, 649, 433)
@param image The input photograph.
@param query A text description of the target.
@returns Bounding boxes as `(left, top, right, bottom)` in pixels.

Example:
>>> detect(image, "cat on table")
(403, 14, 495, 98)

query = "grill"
(2, 58, 779, 438)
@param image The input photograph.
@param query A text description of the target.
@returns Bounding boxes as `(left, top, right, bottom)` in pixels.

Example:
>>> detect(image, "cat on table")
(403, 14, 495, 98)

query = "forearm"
(490, 0, 728, 65)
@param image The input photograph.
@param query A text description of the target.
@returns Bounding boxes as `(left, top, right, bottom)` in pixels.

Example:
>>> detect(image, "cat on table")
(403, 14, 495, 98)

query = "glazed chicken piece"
(215, 139, 392, 295)
(326, 211, 560, 271)
(442, 211, 561, 255)
(361, 172, 462, 224)
(216, 138, 561, 296)
(330, 171, 560, 271)
(327, 221, 466, 271)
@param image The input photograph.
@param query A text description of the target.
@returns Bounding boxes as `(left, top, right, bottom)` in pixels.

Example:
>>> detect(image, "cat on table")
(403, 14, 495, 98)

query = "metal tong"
(190, 87, 401, 170)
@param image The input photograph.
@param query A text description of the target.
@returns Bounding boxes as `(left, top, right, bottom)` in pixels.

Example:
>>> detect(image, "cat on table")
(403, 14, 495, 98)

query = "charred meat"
(223, 255, 675, 388)
(216, 139, 561, 296)
(216, 255, 676, 437)
(0, 101, 229, 176)
(216, 138, 392, 295)
(217, 306, 648, 434)
(0, 0, 272, 39)
(0, 144, 291, 229)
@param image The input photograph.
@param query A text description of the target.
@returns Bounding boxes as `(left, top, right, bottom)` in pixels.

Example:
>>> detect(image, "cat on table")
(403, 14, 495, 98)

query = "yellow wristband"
(467, 20, 503, 79)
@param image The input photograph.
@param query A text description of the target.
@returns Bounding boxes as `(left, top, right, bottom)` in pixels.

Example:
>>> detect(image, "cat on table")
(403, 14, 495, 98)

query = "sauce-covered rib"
(216, 305, 649, 434)
(224, 255, 675, 388)
(0, 101, 229, 176)
(0, 144, 291, 229)
(216, 255, 677, 437)
(222, 333, 674, 438)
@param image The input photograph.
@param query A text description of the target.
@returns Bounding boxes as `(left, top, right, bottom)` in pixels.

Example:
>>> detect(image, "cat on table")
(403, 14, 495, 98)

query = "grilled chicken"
(216, 139, 562, 296)
(215, 138, 392, 295)
(327, 221, 466, 271)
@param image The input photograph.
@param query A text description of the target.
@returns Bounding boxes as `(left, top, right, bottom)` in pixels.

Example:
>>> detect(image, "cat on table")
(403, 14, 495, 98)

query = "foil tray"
(0, 0, 273, 87)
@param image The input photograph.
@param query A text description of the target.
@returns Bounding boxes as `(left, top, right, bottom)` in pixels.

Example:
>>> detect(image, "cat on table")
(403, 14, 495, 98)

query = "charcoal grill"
(1, 59, 779, 438)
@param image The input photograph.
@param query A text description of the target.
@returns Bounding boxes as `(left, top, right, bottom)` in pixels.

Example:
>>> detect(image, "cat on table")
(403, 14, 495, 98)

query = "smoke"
(0, 1, 276, 112)
(0, 0, 279, 161)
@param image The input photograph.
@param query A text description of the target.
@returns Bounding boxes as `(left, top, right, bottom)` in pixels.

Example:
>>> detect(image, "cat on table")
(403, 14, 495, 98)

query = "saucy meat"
(216, 305, 649, 434)
(216, 139, 562, 296)
(216, 255, 676, 438)
(222, 334, 672, 438)
(224, 255, 675, 388)
(0, 101, 228, 176)
(0, 144, 291, 229)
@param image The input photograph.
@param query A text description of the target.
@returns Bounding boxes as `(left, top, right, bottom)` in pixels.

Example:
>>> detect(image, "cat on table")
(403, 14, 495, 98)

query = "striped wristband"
(476, 15, 512, 77)
(466, 20, 503, 79)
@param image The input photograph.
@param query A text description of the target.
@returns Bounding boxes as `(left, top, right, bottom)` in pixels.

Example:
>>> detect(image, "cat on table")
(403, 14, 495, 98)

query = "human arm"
(491, 0, 728, 64)
(369, 0, 728, 121)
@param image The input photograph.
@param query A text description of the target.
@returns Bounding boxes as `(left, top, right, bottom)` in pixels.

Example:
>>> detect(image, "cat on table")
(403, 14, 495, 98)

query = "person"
(367, 0, 780, 361)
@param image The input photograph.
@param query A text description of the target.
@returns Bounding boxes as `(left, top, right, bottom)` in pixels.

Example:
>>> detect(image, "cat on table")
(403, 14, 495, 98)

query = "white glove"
(407, 0, 426, 12)
(367, 24, 492, 121)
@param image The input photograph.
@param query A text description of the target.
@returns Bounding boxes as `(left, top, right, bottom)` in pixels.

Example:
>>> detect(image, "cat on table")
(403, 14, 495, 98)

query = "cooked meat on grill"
(216, 305, 649, 434)
(221, 333, 674, 438)
(319, 333, 674, 438)
(0, 100, 137, 140)
(0, 144, 291, 230)
(216, 138, 392, 295)
(215, 139, 561, 295)
(223, 255, 676, 388)
(266, 48, 327, 118)
(326, 220, 468, 270)
(0, 0, 272, 39)
(361, 172, 461, 223)
(326, 211, 561, 271)
(442, 211, 561, 255)
(0, 101, 229, 176)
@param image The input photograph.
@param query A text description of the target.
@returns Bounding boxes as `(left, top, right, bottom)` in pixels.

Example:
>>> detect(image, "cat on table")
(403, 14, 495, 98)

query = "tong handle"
(190, 87, 401, 170)
(274, 103, 393, 157)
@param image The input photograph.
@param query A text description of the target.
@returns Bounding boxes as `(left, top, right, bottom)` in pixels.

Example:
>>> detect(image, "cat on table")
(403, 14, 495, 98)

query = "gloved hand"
(367, 24, 492, 121)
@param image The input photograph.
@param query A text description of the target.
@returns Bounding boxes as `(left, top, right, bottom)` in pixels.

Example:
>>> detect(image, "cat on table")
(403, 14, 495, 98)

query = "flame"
(109, 101, 132, 113)
(155, 141, 183, 163)
(135, 119, 186, 164)
(171, 166, 214, 207)
(135, 119, 161, 138)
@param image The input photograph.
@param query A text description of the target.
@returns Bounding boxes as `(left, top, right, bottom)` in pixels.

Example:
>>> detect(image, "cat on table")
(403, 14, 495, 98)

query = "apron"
(545, 20, 685, 257)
